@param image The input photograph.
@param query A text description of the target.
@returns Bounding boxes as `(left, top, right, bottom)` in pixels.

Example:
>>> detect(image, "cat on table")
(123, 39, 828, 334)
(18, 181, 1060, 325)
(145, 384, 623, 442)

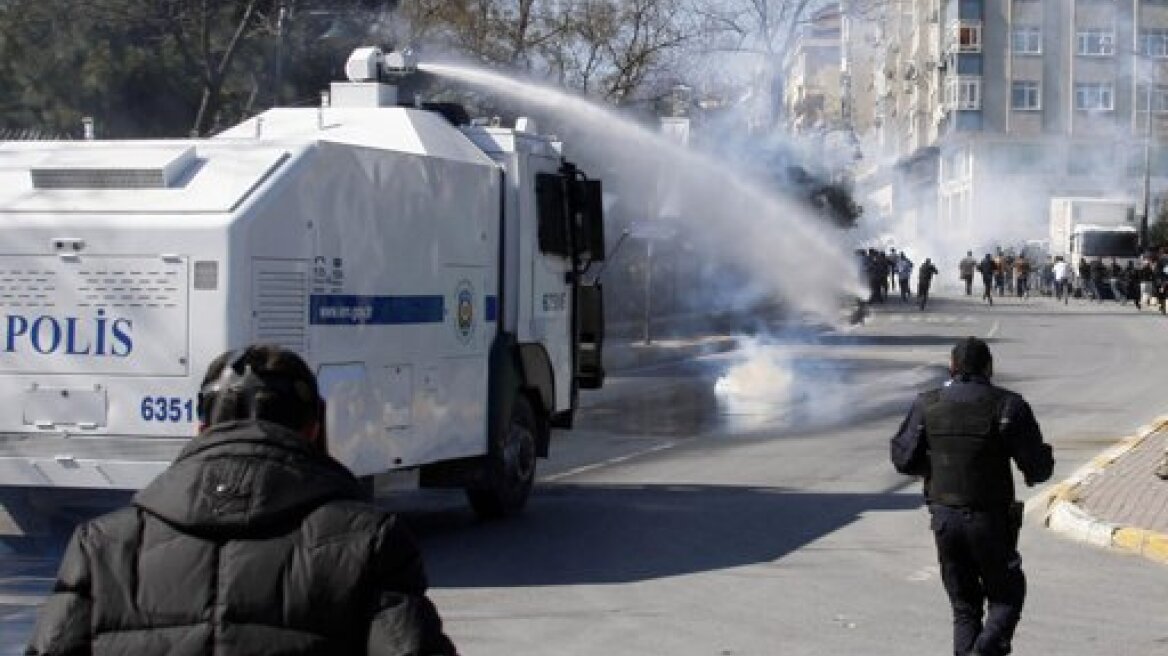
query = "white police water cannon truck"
(0, 46, 607, 523)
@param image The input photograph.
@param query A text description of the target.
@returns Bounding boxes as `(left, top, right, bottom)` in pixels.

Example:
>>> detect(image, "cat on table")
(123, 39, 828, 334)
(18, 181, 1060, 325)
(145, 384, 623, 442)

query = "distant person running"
(917, 258, 939, 310)
(1078, 257, 1091, 300)
(959, 251, 977, 296)
(1089, 257, 1107, 302)
(889, 248, 899, 292)
(1052, 256, 1070, 304)
(1138, 258, 1156, 309)
(1155, 247, 1168, 314)
(1122, 261, 1142, 309)
(993, 251, 1006, 296)
(1040, 257, 1055, 296)
(1014, 255, 1031, 299)
(978, 253, 996, 305)
(1003, 251, 1016, 295)
(867, 249, 884, 303)
(897, 253, 914, 302)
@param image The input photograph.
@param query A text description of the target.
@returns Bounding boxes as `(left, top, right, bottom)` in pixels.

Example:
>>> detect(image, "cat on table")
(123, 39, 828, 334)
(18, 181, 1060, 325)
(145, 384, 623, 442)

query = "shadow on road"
(409, 483, 922, 588)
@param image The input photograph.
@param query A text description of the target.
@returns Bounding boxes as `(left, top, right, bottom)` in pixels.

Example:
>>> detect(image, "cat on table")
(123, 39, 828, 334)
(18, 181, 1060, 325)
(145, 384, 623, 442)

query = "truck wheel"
(467, 395, 538, 519)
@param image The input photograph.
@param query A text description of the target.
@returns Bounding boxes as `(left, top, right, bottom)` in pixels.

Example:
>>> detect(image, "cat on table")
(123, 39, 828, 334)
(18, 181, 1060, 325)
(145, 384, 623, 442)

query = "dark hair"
(197, 345, 321, 430)
(952, 337, 992, 376)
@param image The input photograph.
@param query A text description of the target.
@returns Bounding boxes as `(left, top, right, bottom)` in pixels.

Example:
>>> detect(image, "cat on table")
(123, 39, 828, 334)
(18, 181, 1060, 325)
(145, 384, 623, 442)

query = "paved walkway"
(1077, 428, 1168, 534)
(1043, 420, 1168, 564)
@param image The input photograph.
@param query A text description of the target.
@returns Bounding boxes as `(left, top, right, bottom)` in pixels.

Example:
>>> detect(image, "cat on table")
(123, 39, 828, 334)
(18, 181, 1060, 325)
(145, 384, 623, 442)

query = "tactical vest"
(922, 388, 1015, 508)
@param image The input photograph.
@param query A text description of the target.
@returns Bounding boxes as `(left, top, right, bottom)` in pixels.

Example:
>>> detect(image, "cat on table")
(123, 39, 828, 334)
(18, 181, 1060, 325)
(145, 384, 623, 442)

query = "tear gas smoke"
(419, 61, 867, 325)
(712, 340, 856, 432)
(848, 9, 1156, 283)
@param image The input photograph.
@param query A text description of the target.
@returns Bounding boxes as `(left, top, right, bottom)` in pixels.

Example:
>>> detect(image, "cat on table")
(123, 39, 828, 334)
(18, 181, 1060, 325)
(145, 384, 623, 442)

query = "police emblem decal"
(455, 280, 475, 343)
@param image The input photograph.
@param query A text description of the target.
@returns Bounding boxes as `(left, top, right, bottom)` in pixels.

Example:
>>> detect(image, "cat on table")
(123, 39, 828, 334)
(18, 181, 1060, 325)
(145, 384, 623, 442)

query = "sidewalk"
(1040, 418, 1168, 565)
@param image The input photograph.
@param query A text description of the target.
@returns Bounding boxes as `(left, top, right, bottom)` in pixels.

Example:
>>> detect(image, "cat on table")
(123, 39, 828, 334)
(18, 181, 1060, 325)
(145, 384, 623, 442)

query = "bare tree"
(396, 0, 563, 67)
(599, 0, 693, 103)
(397, 0, 695, 106)
(160, 0, 272, 136)
(683, 0, 817, 127)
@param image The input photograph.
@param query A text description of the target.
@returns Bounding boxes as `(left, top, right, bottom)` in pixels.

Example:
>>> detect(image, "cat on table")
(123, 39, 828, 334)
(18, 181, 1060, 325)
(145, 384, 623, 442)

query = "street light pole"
(1143, 67, 1153, 251)
(642, 239, 653, 345)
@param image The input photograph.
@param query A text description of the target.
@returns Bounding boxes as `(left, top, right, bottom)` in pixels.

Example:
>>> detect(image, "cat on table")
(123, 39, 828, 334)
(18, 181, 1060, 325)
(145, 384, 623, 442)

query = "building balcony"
(947, 19, 983, 55)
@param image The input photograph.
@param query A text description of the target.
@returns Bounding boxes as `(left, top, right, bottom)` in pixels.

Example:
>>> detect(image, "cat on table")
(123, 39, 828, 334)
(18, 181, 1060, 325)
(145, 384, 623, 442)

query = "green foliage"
(0, 0, 202, 136)
(0, 0, 390, 137)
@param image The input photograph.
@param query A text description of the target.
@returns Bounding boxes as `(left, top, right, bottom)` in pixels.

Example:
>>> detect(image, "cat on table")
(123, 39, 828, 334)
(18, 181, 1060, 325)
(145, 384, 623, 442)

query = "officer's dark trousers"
(930, 504, 1025, 656)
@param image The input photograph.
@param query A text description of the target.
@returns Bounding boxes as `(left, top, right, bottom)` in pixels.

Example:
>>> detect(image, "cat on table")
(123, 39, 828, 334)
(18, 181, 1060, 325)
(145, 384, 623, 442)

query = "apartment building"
(785, 5, 845, 134)
(850, 0, 944, 236)
(864, 0, 1168, 245)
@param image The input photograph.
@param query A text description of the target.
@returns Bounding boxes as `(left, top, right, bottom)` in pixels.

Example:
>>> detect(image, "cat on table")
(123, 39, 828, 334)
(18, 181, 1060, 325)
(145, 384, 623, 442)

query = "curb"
(1035, 416, 1168, 565)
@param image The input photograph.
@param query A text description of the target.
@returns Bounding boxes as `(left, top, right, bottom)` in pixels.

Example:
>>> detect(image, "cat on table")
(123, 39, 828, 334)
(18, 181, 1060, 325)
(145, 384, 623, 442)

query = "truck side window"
(574, 179, 605, 263)
(535, 173, 571, 257)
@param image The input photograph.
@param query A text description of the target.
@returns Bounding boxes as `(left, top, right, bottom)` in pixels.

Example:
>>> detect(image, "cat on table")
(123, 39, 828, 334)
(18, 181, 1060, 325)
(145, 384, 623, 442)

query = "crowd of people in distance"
(860, 243, 1168, 481)
(956, 246, 1168, 313)
(856, 247, 940, 310)
(855, 243, 1168, 318)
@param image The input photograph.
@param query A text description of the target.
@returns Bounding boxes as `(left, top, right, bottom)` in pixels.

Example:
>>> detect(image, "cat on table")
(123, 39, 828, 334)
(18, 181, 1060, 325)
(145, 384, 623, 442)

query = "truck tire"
(467, 395, 538, 519)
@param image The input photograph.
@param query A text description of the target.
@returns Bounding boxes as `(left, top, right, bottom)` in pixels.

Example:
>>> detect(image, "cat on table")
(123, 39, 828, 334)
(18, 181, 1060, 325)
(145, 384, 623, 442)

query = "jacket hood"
(134, 420, 367, 535)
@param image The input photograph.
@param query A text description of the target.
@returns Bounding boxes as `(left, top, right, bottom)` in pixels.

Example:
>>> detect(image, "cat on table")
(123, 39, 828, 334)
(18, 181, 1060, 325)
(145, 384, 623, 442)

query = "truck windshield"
(1077, 231, 1138, 257)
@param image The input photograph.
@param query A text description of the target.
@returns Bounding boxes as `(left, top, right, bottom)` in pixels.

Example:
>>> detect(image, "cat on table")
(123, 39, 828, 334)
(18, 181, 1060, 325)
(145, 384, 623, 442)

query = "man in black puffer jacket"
(26, 345, 458, 656)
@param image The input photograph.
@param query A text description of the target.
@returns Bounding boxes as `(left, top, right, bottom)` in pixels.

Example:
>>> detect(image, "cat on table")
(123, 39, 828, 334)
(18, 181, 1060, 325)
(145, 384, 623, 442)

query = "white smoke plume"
(418, 59, 868, 325)
(845, 4, 1154, 283)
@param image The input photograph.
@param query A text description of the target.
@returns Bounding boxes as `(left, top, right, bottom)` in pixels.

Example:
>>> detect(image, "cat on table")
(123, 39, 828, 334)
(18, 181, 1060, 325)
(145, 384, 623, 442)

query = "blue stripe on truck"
(309, 295, 445, 325)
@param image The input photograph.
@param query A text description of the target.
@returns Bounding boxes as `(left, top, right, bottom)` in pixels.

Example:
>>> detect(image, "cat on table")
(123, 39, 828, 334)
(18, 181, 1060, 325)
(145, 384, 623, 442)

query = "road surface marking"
(542, 441, 678, 482)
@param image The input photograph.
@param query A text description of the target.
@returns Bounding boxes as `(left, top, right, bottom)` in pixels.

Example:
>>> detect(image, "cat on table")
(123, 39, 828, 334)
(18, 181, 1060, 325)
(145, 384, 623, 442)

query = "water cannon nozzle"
(344, 46, 419, 82)
(383, 48, 418, 77)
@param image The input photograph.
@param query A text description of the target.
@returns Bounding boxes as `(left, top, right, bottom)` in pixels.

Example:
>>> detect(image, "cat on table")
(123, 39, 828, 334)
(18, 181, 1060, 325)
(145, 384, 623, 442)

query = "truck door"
(532, 172, 575, 412)
(533, 165, 606, 410)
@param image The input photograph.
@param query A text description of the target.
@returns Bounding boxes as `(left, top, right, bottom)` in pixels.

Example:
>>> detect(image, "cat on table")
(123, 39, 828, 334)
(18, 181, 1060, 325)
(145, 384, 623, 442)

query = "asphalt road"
(4, 287, 1168, 655)
(418, 289, 1168, 655)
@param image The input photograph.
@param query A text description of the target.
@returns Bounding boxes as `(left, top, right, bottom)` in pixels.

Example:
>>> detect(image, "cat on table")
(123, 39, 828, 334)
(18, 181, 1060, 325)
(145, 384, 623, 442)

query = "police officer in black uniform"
(891, 337, 1054, 656)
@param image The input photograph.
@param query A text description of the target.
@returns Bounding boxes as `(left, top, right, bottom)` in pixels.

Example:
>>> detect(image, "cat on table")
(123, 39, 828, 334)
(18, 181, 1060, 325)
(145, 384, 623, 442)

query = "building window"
(1136, 84, 1168, 112)
(949, 20, 983, 53)
(1012, 27, 1042, 54)
(1011, 81, 1041, 110)
(1074, 83, 1114, 111)
(1141, 29, 1168, 58)
(959, 25, 981, 51)
(946, 76, 982, 110)
(1077, 29, 1115, 56)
